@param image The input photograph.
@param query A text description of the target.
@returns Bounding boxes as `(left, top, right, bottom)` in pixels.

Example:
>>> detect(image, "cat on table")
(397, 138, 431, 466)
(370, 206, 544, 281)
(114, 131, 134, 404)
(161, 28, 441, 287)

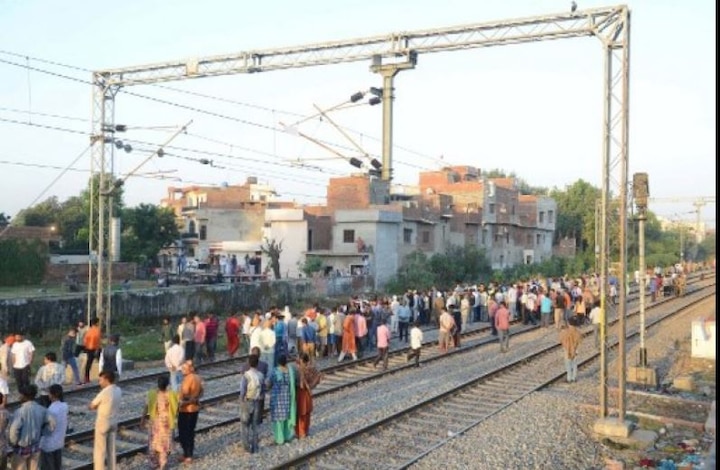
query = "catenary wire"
(0, 51, 442, 170)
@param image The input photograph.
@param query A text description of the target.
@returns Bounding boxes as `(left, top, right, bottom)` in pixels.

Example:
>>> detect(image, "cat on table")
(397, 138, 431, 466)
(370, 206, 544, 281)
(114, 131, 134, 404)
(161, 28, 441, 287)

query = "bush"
(0, 239, 48, 286)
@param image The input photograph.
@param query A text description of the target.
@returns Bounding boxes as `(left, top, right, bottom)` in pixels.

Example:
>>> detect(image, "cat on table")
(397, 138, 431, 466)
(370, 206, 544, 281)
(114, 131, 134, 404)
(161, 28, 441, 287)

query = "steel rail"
(271, 283, 715, 469)
(59, 276, 710, 469)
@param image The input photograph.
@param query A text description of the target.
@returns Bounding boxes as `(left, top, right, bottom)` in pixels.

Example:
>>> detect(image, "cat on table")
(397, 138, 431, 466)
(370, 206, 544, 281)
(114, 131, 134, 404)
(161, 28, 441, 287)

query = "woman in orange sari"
(337, 307, 357, 362)
(295, 353, 323, 438)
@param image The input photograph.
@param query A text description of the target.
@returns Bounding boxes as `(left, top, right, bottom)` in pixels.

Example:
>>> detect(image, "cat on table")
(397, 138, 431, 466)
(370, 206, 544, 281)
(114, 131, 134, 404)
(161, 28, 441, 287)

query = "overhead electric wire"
(0, 106, 88, 123)
(0, 116, 88, 136)
(0, 50, 443, 170)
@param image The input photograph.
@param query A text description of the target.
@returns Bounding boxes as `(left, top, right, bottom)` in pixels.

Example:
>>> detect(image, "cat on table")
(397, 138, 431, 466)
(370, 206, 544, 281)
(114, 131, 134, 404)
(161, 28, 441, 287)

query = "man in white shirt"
(10, 332, 35, 393)
(89, 371, 122, 470)
(406, 321, 424, 367)
(165, 335, 185, 391)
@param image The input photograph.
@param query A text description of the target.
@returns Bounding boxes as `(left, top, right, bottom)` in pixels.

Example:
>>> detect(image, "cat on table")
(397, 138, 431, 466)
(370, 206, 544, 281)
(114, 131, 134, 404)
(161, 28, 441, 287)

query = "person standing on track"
(9, 384, 55, 470)
(61, 327, 82, 387)
(165, 335, 184, 392)
(82, 319, 101, 385)
(559, 316, 583, 383)
(406, 320, 424, 367)
(267, 354, 296, 445)
(295, 352, 323, 439)
(204, 313, 219, 361)
(39, 384, 68, 470)
(239, 354, 264, 453)
(34, 352, 64, 408)
(495, 301, 511, 353)
(89, 370, 121, 470)
(438, 308, 455, 354)
(337, 309, 357, 362)
(225, 312, 241, 358)
(99, 334, 122, 381)
(10, 332, 35, 393)
(372, 319, 391, 370)
(140, 375, 179, 470)
(178, 360, 203, 464)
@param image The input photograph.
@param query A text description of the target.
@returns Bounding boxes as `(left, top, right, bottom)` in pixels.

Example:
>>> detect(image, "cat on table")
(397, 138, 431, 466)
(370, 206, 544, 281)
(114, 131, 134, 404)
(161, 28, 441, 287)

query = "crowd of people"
(0, 264, 700, 467)
(0, 331, 123, 470)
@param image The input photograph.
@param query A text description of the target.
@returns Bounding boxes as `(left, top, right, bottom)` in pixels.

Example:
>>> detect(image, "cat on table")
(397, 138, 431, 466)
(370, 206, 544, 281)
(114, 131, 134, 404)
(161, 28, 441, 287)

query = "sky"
(0, 0, 716, 228)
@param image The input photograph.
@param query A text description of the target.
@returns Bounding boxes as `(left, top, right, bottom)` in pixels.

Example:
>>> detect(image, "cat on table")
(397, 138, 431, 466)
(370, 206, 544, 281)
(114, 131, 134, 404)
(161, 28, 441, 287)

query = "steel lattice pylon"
(88, 5, 630, 420)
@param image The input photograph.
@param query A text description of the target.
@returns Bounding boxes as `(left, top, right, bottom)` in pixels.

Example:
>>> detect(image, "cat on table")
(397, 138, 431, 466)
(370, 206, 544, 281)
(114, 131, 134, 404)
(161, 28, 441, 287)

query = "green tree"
(385, 250, 436, 293)
(549, 179, 600, 251)
(482, 168, 548, 195)
(14, 197, 61, 227)
(299, 256, 324, 277)
(0, 239, 47, 286)
(0, 212, 10, 226)
(120, 204, 179, 265)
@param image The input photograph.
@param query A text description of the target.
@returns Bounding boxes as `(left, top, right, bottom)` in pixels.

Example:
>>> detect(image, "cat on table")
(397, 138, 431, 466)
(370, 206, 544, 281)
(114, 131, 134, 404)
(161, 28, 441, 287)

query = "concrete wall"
(44, 262, 137, 283)
(0, 280, 314, 336)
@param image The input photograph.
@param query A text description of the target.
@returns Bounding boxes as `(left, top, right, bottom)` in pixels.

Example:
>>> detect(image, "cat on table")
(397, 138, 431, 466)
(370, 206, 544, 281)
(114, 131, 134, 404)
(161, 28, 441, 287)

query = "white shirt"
(249, 326, 262, 351)
(10, 340, 35, 369)
(410, 327, 423, 349)
(165, 343, 184, 371)
(92, 384, 122, 429)
(258, 327, 276, 353)
(589, 306, 602, 325)
(0, 377, 8, 396)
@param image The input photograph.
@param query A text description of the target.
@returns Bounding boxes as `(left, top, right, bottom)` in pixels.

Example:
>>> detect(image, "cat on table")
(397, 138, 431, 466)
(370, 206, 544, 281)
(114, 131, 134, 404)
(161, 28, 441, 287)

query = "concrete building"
(415, 166, 556, 269)
(159, 168, 557, 287)
(160, 177, 291, 270)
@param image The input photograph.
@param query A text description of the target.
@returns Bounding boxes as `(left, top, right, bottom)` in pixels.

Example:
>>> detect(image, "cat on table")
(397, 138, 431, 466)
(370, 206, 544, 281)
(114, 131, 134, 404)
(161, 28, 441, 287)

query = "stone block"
(706, 400, 716, 436)
(673, 375, 694, 391)
(593, 417, 633, 438)
(627, 366, 658, 387)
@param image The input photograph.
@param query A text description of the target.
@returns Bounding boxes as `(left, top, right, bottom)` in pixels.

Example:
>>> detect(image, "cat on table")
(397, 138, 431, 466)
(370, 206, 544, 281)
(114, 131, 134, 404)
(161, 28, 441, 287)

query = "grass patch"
(25, 316, 229, 370)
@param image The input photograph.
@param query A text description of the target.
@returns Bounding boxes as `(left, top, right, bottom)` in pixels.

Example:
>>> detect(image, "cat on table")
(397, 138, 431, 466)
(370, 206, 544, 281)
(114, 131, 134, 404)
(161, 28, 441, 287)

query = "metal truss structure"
(89, 5, 630, 419)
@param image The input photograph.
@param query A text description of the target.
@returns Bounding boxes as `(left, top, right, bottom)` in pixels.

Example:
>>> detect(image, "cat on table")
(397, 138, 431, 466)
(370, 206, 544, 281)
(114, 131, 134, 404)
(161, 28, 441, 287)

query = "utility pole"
(370, 52, 417, 182)
(633, 173, 649, 366)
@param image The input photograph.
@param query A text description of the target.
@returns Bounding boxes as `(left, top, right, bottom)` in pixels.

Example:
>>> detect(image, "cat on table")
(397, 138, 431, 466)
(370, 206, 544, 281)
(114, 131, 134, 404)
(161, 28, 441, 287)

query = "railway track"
(271, 282, 716, 469)
(59, 276, 712, 469)
(11, 272, 696, 410)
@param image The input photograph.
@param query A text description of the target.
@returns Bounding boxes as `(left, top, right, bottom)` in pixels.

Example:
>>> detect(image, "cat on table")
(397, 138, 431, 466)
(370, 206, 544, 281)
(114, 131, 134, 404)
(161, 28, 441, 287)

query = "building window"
(403, 228, 412, 244)
(343, 229, 355, 243)
(199, 225, 207, 240)
(511, 205, 515, 215)
(539, 211, 545, 223)
(188, 220, 196, 234)
(526, 234, 532, 245)
(422, 230, 430, 244)
(536, 233, 541, 245)
(548, 210, 554, 223)
(489, 203, 495, 214)
(505, 232, 510, 244)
